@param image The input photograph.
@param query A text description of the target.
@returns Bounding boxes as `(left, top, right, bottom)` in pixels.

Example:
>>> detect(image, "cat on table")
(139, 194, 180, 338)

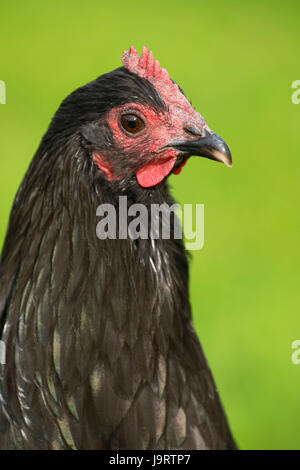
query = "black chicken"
(0, 47, 235, 450)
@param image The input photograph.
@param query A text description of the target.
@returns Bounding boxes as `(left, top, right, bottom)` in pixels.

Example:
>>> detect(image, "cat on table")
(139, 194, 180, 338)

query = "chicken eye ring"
(119, 110, 147, 137)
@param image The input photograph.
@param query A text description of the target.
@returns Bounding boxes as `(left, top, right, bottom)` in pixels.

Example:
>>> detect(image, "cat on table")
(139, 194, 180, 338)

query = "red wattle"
(172, 160, 187, 175)
(136, 156, 176, 188)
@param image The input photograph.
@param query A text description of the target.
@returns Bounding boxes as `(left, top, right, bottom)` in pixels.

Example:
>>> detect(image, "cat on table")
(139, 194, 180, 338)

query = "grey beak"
(171, 131, 232, 167)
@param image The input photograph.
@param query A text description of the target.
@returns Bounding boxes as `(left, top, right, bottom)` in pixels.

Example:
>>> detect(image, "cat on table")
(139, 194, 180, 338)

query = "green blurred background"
(0, 0, 299, 450)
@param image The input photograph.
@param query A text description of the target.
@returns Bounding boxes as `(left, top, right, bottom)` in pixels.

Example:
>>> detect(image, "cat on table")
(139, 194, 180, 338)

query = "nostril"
(183, 125, 202, 137)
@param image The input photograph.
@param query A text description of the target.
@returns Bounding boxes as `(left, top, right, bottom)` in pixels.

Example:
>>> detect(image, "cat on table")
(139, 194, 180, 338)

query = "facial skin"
(92, 100, 209, 188)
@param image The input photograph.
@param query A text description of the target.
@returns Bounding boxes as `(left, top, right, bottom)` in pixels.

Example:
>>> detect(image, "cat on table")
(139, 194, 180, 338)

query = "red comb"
(122, 46, 186, 107)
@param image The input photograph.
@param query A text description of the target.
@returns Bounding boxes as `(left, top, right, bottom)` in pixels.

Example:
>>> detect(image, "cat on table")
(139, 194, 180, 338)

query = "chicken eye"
(121, 114, 145, 134)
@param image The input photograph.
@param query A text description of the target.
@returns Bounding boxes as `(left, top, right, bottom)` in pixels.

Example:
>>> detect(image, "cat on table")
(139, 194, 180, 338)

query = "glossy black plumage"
(0, 67, 235, 449)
